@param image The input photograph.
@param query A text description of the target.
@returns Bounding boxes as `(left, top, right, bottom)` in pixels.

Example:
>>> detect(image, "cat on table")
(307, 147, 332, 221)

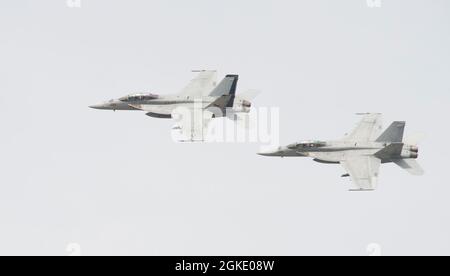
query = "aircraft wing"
(344, 114, 383, 142)
(340, 156, 381, 191)
(179, 71, 217, 98)
(172, 107, 215, 142)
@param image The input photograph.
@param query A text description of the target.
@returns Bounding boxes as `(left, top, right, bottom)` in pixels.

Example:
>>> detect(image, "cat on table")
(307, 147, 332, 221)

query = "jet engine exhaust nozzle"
(409, 146, 419, 153)
(242, 100, 252, 108)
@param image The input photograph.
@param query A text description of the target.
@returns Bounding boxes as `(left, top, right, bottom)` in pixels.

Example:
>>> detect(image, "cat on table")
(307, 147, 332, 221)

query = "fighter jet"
(258, 113, 424, 191)
(89, 71, 252, 141)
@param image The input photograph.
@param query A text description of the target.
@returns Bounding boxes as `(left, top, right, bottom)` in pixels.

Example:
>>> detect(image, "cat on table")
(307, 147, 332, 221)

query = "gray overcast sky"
(0, 0, 449, 256)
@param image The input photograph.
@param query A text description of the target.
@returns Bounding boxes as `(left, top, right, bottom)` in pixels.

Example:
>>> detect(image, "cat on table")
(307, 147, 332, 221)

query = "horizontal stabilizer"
(374, 143, 404, 159)
(206, 95, 234, 112)
(239, 89, 261, 101)
(404, 132, 426, 145)
(393, 159, 424, 176)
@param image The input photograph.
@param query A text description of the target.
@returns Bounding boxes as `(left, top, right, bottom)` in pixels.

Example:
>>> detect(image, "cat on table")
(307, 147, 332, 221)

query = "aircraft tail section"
(209, 75, 238, 97)
(375, 121, 405, 143)
(206, 75, 239, 110)
(404, 133, 425, 145)
(393, 159, 424, 176)
(374, 143, 404, 159)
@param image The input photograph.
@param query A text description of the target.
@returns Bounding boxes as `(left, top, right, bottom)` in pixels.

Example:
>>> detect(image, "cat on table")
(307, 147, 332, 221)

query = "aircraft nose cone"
(89, 104, 106, 110)
(257, 146, 282, 157)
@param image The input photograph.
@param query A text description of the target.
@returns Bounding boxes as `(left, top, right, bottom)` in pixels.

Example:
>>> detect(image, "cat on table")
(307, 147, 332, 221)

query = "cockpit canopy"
(287, 140, 327, 150)
(119, 93, 159, 102)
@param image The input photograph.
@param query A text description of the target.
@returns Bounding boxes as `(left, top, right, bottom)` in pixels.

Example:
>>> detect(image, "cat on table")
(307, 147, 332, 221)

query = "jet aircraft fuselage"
(258, 114, 423, 191)
(259, 140, 419, 164)
(89, 72, 252, 141)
